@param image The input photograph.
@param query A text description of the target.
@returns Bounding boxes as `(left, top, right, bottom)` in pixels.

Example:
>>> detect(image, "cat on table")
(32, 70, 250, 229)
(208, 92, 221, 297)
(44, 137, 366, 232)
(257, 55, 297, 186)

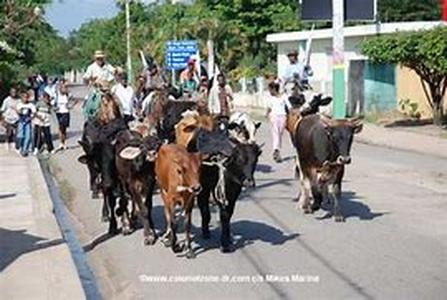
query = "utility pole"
(125, 0, 132, 82)
(332, 0, 346, 118)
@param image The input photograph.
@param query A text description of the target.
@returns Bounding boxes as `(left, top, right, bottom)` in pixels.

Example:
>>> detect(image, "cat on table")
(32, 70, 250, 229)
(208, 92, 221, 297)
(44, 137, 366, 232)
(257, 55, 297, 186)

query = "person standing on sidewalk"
(111, 72, 135, 124)
(17, 90, 36, 157)
(265, 81, 290, 163)
(0, 87, 20, 151)
(33, 92, 55, 155)
(54, 83, 73, 151)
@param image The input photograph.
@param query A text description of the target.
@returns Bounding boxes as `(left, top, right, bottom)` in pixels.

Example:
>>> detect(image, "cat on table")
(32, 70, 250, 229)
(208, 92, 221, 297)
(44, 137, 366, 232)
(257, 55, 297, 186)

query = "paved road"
(48, 86, 447, 299)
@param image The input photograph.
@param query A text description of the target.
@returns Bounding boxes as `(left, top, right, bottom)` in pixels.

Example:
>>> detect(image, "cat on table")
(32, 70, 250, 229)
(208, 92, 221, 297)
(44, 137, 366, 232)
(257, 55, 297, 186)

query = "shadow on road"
(193, 220, 299, 256)
(317, 191, 387, 221)
(83, 205, 167, 252)
(0, 227, 64, 272)
(256, 163, 273, 173)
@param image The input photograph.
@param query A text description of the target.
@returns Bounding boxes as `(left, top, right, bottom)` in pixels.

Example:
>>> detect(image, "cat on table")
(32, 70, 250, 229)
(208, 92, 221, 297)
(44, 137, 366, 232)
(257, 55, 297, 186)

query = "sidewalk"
(0, 149, 85, 300)
(357, 123, 447, 159)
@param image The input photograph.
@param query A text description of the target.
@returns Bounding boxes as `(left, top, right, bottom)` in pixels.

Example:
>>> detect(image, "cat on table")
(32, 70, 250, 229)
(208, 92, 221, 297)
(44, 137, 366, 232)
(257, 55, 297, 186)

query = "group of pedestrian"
(0, 80, 74, 157)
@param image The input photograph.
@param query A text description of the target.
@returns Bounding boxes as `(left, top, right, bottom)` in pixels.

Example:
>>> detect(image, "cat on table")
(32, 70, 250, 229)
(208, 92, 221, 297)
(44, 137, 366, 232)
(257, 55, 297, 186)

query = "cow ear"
(78, 155, 88, 165)
(255, 122, 261, 130)
(120, 146, 142, 160)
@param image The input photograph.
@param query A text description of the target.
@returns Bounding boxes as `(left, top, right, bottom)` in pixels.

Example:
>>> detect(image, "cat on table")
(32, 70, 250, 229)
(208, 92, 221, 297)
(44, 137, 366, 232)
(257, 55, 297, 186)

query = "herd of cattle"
(76, 90, 362, 258)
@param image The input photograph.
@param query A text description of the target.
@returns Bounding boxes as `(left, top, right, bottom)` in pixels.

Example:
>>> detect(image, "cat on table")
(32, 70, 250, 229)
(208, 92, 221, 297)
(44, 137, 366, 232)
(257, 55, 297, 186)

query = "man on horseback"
(82, 50, 116, 120)
(281, 49, 314, 109)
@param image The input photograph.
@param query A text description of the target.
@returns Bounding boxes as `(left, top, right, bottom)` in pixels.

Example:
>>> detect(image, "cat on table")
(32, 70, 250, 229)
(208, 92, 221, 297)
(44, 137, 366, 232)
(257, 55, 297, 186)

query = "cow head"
(321, 116, 363, 165)
(195, 128, 234, 158)
(228, 113, 261, 144)
(300, 94, 333, 116)
(175, 153, 202, 195)
(225, 142, 262, 188)
(228, 121, 250, 143)
(119, 135, 162, 165)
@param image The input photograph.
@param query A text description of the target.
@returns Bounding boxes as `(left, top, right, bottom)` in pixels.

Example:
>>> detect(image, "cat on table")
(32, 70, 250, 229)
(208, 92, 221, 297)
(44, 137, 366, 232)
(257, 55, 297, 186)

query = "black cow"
(197, 140, 262, 252)
(115, 130, 162, 244)
(78, 118, 128, 234)
(292, 114, 362, 222)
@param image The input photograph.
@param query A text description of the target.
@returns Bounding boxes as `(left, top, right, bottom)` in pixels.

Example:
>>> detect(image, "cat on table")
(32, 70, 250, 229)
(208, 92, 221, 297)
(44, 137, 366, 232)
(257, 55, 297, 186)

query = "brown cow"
(155, 144, 202, 258)
(175, 111, 214, 148)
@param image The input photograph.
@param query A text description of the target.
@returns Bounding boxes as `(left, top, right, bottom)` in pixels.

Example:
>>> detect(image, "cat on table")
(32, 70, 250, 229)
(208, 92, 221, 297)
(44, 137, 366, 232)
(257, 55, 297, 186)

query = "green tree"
(378, 0, 440, 22)
(361, 26, 447, 125)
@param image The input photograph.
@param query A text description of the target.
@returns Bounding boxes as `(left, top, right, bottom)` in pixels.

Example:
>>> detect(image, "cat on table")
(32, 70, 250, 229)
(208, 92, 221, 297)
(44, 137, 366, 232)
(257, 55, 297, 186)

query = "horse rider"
(281, 49, 314, 108)
(82, 50, 116, 120)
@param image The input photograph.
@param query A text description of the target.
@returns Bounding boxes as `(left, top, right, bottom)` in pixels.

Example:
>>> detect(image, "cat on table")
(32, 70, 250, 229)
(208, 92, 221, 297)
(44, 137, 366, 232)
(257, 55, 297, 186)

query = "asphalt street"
(47, 86, 447, 300)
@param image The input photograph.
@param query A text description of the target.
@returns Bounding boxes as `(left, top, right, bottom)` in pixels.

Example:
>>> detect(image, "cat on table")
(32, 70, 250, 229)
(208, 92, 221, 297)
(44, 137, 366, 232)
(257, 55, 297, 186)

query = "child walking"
(54, 83, 73, 150)
(0, 87, 20, 150)
(265, 81, 290, 163)
(17, 90, 36, 157)
(33, 91, 55, 154)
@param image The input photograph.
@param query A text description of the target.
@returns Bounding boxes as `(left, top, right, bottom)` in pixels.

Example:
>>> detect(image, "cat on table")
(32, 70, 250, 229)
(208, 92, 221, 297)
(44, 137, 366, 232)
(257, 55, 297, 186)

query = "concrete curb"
(28, 156, 88, 300)
(37, 157, 102, 299)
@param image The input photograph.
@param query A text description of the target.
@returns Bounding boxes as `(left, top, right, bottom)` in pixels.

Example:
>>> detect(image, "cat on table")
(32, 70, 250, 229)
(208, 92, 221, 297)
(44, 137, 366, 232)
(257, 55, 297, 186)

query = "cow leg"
(101, 197, 110, 222)
(143, 177, 157, 245)
(184, 200, 195, 259)
(131, 189, 154, 246)
(161, 194, 176, 249)
(219, 199, 236, 253)
(311, 184, 323, 212)
(329, 183, 344, 222)
(197, 188, 211, 239)
(119, 195, 132, 235)
(106, 190, 119, 235)
(300, 177, 312, 214)
(293, 156, 302, 202)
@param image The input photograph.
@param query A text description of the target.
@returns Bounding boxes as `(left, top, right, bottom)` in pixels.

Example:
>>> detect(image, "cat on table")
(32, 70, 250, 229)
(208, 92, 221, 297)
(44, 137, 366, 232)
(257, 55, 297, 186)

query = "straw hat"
(94, 50, 106, 58)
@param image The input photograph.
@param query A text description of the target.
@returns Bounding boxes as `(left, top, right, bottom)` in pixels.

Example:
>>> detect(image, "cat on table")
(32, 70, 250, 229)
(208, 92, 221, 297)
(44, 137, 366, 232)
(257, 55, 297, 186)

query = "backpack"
(82, 89, 101, 120)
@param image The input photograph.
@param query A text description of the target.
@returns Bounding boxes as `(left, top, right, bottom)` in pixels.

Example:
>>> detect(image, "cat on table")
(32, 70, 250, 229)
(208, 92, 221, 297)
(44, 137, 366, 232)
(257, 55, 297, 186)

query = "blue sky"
(45, 0, 120, 37)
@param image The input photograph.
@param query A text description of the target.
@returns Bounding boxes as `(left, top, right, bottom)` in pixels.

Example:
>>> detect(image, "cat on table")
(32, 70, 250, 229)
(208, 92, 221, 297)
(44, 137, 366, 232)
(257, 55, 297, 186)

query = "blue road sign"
(165, 40, 198, 70)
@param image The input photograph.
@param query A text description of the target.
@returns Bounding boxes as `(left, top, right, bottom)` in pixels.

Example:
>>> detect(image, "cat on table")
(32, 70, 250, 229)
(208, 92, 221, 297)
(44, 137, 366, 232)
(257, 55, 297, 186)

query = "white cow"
(228, 112, 261, 144)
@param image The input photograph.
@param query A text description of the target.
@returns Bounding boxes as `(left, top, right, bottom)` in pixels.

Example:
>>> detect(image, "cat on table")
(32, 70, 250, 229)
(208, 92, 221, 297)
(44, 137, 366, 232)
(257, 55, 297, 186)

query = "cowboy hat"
(94, 50, 106, 58)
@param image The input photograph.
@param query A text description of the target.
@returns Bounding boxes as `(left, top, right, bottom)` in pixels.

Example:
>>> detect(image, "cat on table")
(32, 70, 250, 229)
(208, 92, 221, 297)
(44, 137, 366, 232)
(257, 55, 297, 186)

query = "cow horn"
(119, 146, 142, 160)
(258, 142, 265, 149)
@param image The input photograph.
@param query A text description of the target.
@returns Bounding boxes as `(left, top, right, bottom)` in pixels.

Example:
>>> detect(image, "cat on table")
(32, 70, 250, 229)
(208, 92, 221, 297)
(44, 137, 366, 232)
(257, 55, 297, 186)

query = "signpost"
(300, 0, 376, 118)
(332, 0, 346, 119)
(165, 40, 198, 70)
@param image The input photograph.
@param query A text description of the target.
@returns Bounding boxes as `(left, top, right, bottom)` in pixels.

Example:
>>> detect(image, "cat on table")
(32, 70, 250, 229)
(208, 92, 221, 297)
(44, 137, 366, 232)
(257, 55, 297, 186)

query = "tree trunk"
(433, 100, 444, 126)
(428, 81, 445, 126)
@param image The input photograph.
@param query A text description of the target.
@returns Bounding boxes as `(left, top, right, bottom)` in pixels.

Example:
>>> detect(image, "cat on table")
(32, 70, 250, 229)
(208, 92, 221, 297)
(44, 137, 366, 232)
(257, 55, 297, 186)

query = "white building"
(266, 21, 443, 97)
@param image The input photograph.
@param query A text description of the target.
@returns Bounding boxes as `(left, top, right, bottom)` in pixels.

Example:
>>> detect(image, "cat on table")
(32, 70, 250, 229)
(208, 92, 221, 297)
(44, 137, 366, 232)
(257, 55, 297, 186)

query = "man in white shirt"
(83, 50, 115, 86)
(112, 72, 135, 124)
(281, 50, 305, 95)
(208, 74, 234, 117)
(82, 50, 116, 120)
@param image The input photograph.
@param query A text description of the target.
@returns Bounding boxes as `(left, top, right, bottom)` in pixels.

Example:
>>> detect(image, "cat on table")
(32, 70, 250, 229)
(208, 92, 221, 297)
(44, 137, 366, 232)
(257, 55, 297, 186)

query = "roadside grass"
(48, 158, 76, 209)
